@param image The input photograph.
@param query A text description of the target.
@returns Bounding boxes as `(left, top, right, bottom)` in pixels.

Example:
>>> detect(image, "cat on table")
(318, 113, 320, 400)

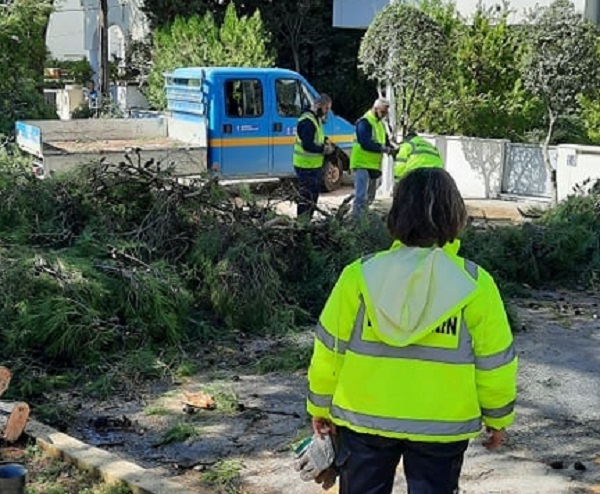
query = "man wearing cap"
(350, 99, 396, 218)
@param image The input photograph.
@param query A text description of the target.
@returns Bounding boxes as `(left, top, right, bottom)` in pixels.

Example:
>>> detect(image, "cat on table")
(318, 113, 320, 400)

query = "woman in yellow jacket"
(307, 167, 517, 494)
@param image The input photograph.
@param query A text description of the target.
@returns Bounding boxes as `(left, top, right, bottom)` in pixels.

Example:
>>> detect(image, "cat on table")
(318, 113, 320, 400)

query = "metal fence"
(501, 143, 557, 198)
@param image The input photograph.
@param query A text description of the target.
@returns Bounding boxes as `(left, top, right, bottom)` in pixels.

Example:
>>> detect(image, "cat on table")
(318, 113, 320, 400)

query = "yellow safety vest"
(293, 112, 325, 169)
(307, 240, 517, 443)
(394, 136, 443, 181)
(350, 110, 387, 171)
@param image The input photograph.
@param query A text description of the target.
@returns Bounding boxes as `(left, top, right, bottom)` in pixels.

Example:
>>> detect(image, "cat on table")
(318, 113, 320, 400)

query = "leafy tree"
(0, 0, 56, 134)
(260, 0, 324, 74)
(414, 2, 543, 140)
(451, 5, 543, 140)
(358, 3, 449, 134)
(580, 93, 600, 143)
(140, 0, 374, 122)
(142, 0, 218, 28)
(146, 3, 274, 109)
(522, 0, 600, 202)
(142, 0, 262, 28)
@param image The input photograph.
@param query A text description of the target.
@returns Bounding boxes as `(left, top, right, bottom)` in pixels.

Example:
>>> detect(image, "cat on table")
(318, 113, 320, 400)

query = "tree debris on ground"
(0, 152, 599, 406)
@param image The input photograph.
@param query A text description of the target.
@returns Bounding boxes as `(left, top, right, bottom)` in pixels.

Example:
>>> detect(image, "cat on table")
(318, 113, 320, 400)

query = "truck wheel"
(322, 158, 344, 192)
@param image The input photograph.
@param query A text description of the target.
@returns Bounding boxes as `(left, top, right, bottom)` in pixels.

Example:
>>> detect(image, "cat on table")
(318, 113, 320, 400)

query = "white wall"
(557, 145, 600, 201)
(332, 0, 596, 28)
(378, 135, 506, 200)
(453, 0, 590, 23)
(440, 136, 507, 199)
(46, 0, 86, 60)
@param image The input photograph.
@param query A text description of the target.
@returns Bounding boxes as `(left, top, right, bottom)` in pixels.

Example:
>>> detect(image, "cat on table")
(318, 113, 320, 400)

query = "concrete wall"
(378, 137, 600, 202)
(441, 136, 506, 199)
(378, 134, 506, 200)
(557, 145, 600, 201)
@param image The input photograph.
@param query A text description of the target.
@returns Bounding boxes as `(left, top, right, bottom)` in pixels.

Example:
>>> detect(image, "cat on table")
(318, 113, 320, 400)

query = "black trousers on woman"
(336, 427, 469, 494)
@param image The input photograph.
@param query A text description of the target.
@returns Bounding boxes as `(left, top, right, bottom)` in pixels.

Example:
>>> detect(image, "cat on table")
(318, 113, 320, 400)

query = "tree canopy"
(521, 0, 600, 201)
(146, 3, 274, 109)
(0, 0, 56, 134)
(358, 3, 449, 133)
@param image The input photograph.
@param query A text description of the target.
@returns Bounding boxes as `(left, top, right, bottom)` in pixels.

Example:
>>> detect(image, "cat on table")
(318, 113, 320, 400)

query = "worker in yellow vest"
(293, 94, 336, 219)
(306, 168, 517, 494)
(350, 98, 396, 218)
(394, 131, 443, 181)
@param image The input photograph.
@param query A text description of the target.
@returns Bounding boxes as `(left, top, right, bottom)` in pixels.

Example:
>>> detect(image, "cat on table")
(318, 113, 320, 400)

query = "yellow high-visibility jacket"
(307, 240, 517, 443)
(293, 112, 325, 169)
(394, 136, 443, 180)
(350, 110, 387, 171)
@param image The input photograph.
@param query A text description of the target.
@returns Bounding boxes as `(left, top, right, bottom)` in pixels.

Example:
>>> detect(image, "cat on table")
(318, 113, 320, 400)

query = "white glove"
(294, 434, 336, 482)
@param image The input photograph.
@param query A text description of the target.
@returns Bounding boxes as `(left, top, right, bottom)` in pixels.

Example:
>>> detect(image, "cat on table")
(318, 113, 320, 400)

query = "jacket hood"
(361, 240, 477, 347)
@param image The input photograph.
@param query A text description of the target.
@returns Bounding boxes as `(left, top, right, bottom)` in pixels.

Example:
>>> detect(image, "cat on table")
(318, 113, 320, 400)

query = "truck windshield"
(275, 79, 314, 117)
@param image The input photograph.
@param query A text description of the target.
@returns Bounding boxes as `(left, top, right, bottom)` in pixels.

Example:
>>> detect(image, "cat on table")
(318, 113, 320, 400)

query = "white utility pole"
(377, 0, 397, 199)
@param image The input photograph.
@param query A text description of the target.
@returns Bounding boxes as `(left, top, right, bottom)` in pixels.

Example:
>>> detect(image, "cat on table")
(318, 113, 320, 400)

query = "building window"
(275, 79, 314, 117)
(225, 79, 263, 118)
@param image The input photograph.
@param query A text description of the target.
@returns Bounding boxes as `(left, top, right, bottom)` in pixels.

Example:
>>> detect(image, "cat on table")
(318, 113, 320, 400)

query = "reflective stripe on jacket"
(350, 110, 387, 171)
(294, 112, 325, 169)
(394, 136, 443, 180)
(307, 240, 517, 443)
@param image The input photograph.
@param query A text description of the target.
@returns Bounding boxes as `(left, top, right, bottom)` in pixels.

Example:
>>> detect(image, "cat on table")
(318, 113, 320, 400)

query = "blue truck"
(16, 67, 355, 191)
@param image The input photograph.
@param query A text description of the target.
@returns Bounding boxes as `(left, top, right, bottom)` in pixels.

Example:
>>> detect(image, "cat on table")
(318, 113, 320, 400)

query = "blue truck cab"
(165, 67, 355, 190)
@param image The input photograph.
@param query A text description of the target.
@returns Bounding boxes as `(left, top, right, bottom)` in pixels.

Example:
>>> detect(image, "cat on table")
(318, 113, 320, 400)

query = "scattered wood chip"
(3, 402, 30, 443)
(182, 390, 215, 410)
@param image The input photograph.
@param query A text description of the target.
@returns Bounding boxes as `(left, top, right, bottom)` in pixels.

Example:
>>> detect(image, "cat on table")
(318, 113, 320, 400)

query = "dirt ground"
(272, 185, 548, 223)
(0, 439, 132, 494)
(42, 288, 600, 494)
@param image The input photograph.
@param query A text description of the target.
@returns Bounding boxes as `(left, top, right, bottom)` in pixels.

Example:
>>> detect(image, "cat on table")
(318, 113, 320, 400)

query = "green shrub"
(461, 191, 600, 287)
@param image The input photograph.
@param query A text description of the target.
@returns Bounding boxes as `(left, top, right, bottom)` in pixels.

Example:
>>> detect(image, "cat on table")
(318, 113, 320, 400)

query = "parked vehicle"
(16, 67, 355, 190)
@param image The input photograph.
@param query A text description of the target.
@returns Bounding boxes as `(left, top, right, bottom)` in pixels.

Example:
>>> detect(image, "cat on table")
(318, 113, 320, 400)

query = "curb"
(1, 401, 209, 494)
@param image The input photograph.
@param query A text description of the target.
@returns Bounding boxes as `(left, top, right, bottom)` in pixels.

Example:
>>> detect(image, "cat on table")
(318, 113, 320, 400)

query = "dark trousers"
(294, 166, 323, 219)
(336, 427, 468, 494)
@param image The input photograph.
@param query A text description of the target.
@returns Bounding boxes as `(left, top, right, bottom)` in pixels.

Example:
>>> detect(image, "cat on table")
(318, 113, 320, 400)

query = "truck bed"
(17, 117, 208, 177)
(45, 137, 191, 154)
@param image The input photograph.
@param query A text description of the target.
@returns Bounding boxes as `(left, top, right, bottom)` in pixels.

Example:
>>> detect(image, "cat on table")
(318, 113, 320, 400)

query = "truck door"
(269, 77, 314, 175)
(217, 77, 270, 176)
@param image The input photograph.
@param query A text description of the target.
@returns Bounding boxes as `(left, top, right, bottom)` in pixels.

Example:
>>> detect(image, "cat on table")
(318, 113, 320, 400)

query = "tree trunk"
(543, 109, 557, 205)
(386, 81, 396, 138)
(400, 86, 408, 136)
(292, 45, 301, 74)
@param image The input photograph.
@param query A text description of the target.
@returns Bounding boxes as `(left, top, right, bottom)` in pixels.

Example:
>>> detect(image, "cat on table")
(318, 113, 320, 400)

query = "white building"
(333, 0, 600, 28)
(46, 0, 149, 78)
